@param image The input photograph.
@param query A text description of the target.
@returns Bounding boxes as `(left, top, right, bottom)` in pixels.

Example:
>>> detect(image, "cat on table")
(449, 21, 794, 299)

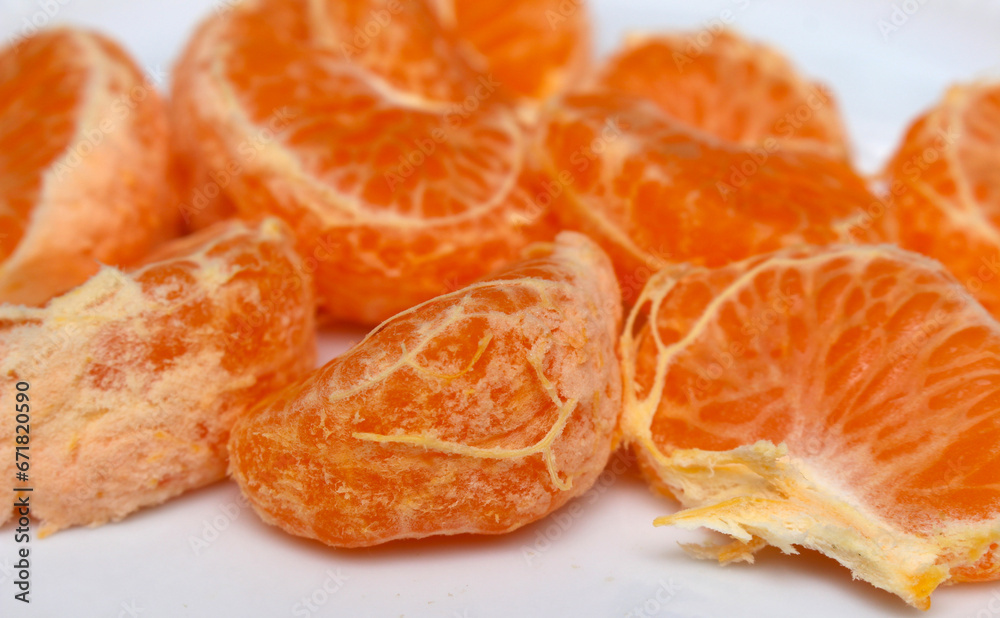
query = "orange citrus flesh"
(535, 92, 876, 302)
(620, 243, 1000, 609)
(441, 0, 591, 101)
(229, 232, 622, 547)
(171, 0, 591, 324)
(596, 31, 849, 157)
(874, 81, 1000, 317)
(0, 28, 180, 306)
(0, 218, 315, 535)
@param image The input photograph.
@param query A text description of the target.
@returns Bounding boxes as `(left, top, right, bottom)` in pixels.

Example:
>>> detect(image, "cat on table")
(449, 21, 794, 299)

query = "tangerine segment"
(536, 93, 874, 301)
(596, 31, 848, 156)
(229, 232, 622, 548)
(0, 218, 316, 535)
(876, 81, 1000, 317)
(171, 0, 575, 324)
(620, 244, 1000, 609)
(0, 28, 180, 306)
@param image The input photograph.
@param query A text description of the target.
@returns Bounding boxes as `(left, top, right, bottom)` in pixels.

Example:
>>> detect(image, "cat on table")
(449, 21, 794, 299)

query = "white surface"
(2, 1, 1000, 617)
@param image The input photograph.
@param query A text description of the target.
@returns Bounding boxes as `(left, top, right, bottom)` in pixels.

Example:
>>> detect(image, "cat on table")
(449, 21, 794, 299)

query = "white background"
(2, 1, 1000, 616)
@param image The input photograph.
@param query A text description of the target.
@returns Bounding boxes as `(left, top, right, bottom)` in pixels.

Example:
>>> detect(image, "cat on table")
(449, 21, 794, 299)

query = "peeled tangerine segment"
(620, 244, 1000, 609)
(171, 0, 591, 325)
(0, 28, 180, 306)
(0, 218, 315, 535)
(535, 93, 874, 300)
(229, 232, 622, 548)
(875, 80, 1000, 318)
